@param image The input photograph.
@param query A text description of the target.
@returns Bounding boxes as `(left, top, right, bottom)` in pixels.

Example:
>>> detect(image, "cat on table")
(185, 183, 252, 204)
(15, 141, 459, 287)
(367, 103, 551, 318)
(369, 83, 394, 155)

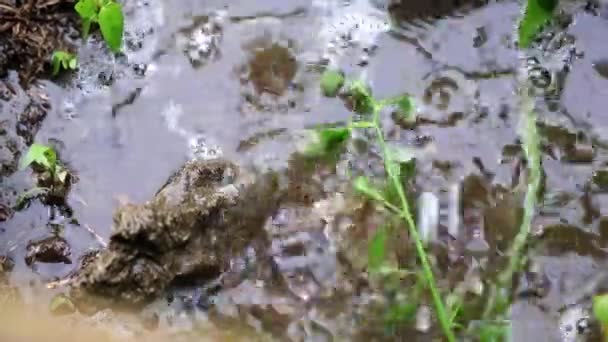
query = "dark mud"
(0, 0, 79, 85)
(3, 0, 608, 341)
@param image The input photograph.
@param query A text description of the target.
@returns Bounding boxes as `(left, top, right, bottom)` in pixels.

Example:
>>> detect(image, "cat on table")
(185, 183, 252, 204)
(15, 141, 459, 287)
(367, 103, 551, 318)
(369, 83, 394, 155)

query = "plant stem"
(482, 85, 541, 320)
(371, 102, 456, 342)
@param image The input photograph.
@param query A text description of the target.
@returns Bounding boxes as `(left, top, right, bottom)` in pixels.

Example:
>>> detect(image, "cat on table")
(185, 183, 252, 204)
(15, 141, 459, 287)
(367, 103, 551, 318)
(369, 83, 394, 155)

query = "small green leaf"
(391, 94, 416, 121)
(15, 187, 50, 210)
(68, 57, 78, 69)
(594, 294, 608, 323)
(346, 81, 375, 115)
(51, 52, 64, 76)
(20, 144, 56, 171)
(354, 176, 388, 203)
(368, 225, 387, 272)
(51, 51, 77, 76)
(518, 0, 558, 48)
(98, 2, 124, 52)
(75, 0, 97, 19)
(304, 126, 351, 158)
(320, 69, 345, 97)
(75, 0, 97, 38)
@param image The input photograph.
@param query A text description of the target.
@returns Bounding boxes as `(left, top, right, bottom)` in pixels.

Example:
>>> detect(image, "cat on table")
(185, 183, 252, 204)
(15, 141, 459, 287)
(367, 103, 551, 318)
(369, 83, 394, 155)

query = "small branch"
(83, 224, 107, 248)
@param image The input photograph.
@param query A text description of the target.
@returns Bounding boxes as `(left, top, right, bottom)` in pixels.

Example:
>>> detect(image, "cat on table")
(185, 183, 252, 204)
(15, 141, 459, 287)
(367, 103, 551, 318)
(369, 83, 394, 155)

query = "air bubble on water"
(188, 135, 223, 160)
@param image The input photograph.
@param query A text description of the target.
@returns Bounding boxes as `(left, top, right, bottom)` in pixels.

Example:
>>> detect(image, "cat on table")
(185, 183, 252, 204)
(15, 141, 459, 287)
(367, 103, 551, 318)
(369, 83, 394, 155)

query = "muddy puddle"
(3, 0, 608, 341)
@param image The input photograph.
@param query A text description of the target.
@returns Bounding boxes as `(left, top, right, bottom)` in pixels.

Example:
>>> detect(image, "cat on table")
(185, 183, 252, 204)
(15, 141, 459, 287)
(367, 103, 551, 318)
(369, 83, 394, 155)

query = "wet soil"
(0, 0, 79, 85)
(3, 0, 608, 341)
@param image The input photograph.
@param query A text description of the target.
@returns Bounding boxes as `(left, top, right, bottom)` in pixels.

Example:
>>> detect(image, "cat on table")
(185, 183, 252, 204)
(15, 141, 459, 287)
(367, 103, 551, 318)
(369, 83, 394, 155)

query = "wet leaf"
(390, 94, 416, 122)
(75, 0, 97, 38)
(354, 176, 387, 203)
(51, 51, 77, 76)
(68, 57, 78, 69)
(304, 126, 351, 158)
(14, 187, 50, 210)
(476, 321, 510, 342)
(346, 81, 375, 115)
(368, 225, 387, 272)
(20, 144, 57, 171)
(320, 69, 345, 97)
(99, 2, 124, 52)
(385, 301, 418, 324)
(594, 294, 608, 323)
(518, 0, 558, 48)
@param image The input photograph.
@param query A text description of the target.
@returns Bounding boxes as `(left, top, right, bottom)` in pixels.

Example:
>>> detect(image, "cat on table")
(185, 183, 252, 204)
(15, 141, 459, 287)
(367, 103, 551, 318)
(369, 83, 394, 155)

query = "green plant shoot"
(98, 2, 124, 52)
(75, 0, 97, 38)
(20, 143, 57, 172)
(75, 0, 124, 52)
(320, 69, 345, 97)
(51, 51, 78, 76)
(594, 294, 608, 324)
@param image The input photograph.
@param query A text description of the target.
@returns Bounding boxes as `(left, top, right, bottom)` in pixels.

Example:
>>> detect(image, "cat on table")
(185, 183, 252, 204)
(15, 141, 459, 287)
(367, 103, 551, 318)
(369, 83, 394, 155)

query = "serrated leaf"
(594, 294, 608, 323)
(99, 2, 124, 52)
(518, 0, 557, 48)
(320, 69, 345, 97)
(368, 225, 387, 272)
(20, 144, 56, 171)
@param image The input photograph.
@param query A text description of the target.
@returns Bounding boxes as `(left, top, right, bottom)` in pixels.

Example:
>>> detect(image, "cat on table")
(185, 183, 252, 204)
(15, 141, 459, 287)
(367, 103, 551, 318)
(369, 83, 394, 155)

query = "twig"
(83, 224, 107, 248)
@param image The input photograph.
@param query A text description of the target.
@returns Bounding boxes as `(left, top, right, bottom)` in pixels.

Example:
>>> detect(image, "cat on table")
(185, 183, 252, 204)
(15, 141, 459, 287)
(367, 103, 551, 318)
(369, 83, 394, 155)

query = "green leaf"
(304, 126, 351, 158)
(14, 187, 50, 210)
(320, 69, 345, 97)
(51, 52, 64, 76)
(82, 18, 93, 38)
(354, 176, 388, 203)
(518, 0, 558, 48)
(75, 0, 97, 38)
(68, 57, 78, 69)
(20, 144, 56, 171)
(368, 225, 387, 272)
(346, 81, 375, 115)
(51, 51, 77, 76)
(390, 94, 416, 122)
(75, 0, 97, 19)
(98, 2, 124, 52)
(594, 294, 608, 323)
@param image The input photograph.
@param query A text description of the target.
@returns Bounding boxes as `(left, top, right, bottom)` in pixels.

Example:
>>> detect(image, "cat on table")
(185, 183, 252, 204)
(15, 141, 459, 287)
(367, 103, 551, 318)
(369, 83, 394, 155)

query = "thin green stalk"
(371, 102, 456, 342)
(482, 86, 541, 320)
